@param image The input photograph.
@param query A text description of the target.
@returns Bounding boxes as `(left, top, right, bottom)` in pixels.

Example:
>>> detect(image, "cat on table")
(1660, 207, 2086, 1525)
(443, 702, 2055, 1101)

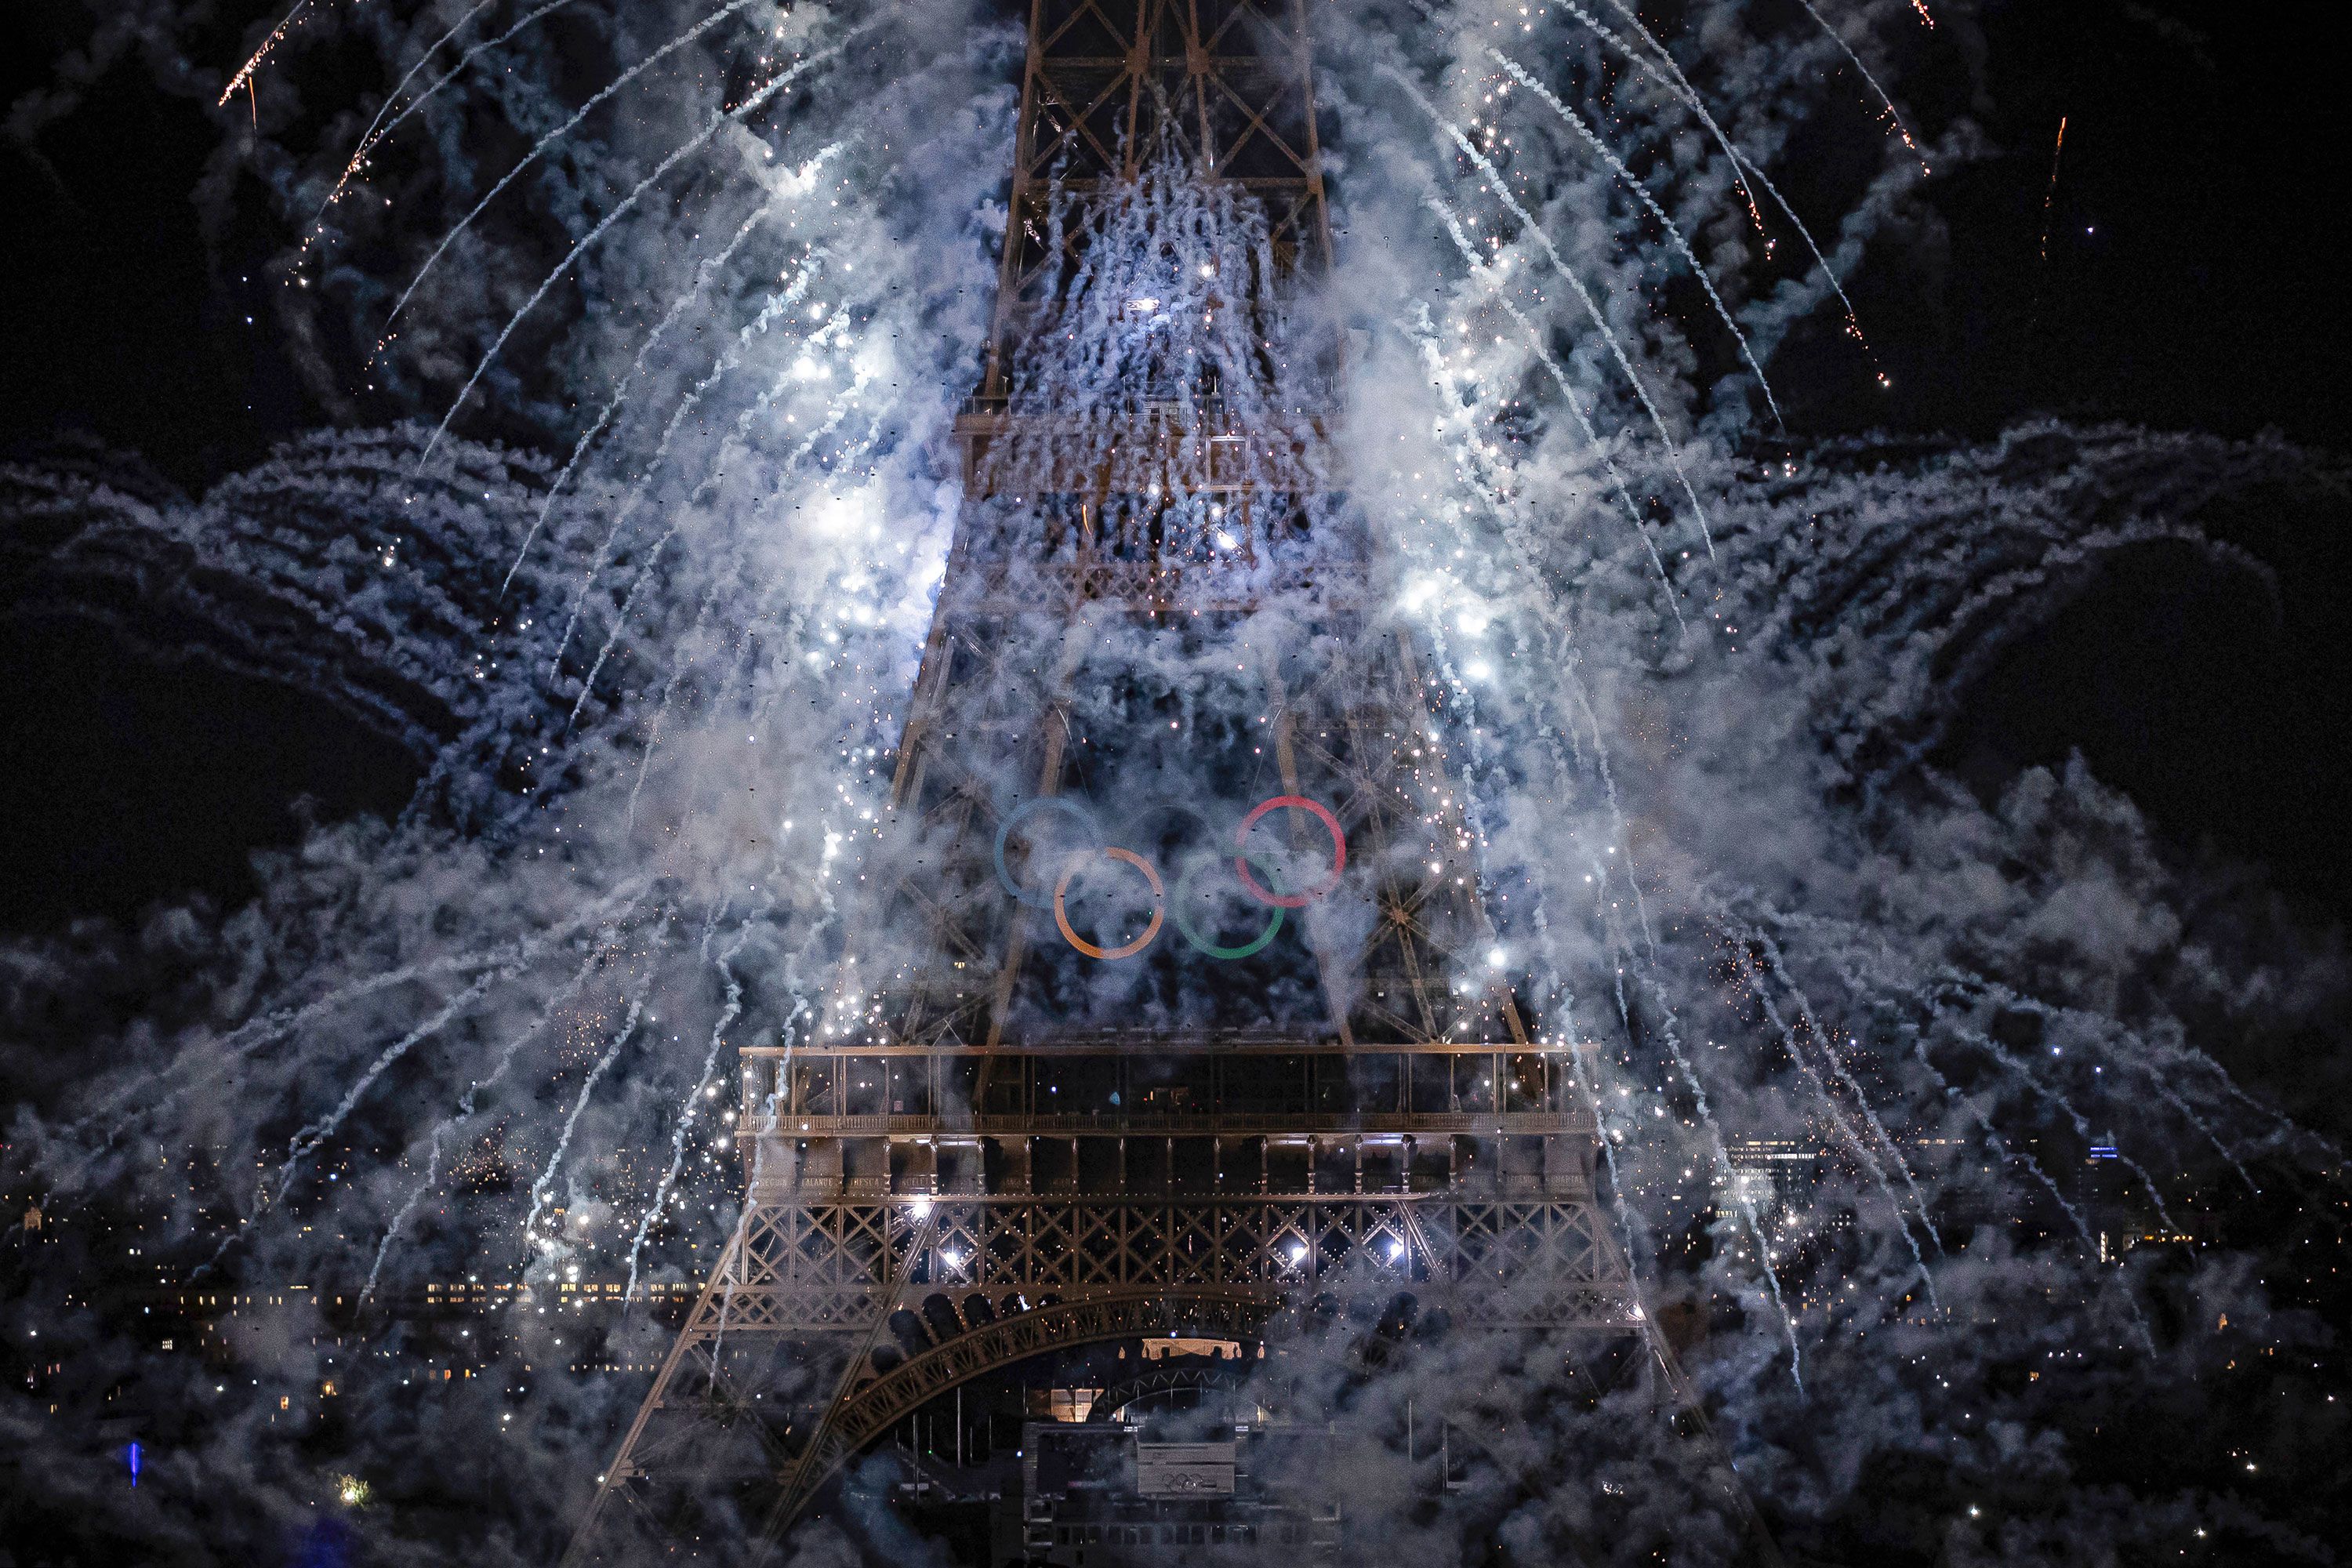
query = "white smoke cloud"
(2, 1, 2346, 1563)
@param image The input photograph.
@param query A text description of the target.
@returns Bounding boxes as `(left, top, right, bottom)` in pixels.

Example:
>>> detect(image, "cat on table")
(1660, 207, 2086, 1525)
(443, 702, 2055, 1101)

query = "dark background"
(1, 12, 2346, 1564)
(1, 0, 2346, 935)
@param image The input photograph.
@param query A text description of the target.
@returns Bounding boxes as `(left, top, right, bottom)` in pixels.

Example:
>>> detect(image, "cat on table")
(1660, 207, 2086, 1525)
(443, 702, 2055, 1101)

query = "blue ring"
(993, 797, 1099, 909)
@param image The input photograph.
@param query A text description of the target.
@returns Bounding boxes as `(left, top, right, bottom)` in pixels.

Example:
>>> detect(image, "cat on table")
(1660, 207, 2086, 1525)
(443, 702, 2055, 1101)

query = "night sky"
(7, 0, 2346, 945)
(3, 2, 2350, 1564)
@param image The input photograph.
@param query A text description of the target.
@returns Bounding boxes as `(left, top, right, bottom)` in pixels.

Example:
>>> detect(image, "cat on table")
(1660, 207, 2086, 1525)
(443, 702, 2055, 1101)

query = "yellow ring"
(1053, 847, 1166, 960)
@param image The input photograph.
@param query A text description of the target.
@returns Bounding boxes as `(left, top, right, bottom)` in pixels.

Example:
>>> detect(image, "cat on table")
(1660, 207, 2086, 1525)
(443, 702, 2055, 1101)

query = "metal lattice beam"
(565, 2, 1778, 1561)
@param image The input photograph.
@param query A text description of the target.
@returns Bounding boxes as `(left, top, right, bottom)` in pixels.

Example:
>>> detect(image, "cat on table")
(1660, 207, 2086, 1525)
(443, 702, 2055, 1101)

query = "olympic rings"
(1232, 795, 1346, 907)
(994, 797, 1100, 909)
(997, 793, 1345, 960)
(1054, 848, 1164, 960)
(1173, 851, 1285, 960)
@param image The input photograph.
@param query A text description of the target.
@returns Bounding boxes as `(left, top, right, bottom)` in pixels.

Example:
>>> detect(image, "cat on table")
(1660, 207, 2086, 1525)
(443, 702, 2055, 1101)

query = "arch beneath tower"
(785, 1285, 1279, 1512)
(1082, 1356, 1255, 1424)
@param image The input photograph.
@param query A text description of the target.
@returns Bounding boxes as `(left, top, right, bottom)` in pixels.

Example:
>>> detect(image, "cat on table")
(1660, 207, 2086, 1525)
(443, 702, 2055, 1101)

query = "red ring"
(1233, 795, 1345, 907)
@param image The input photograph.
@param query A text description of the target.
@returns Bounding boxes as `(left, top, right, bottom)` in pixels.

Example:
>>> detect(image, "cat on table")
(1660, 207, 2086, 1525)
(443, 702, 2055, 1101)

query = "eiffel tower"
(569, 2, 1768, 1561)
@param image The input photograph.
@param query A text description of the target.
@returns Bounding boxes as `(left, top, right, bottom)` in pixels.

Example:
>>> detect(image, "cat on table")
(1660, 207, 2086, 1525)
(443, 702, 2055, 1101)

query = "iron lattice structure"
(569, 3, 1767, 1561)
(976, 0, 1334, 401)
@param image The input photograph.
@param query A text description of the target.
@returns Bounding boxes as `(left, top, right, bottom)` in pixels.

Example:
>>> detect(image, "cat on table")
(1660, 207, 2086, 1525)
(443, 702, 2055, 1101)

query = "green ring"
(1173, 851, 1285, 960)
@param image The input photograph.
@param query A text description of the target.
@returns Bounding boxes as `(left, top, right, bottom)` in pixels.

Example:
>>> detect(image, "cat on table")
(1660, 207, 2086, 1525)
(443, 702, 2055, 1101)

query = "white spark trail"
(276, 967, 517, 1202)
(1559, 0, 1871, 339)
(1947, 1011, 2184, 1237)
(561, 306, 868, 728)
(386, 0, 768, 327)
(1540, 670, 1808, 1374)
(70, 942, 524, 1151)
(1759, 949, 1938, 1279)
(360, 936, 614, 1301)
(2130, 1070, 2259, 1192)
(1380, 65, 1717, 559)
(1397, 255, 1775, 1359)
(413, 64, 853, 467)
(1908, 1035, 2155, 1356)
(1552, 710, 1805, 1369)
(307, 0, 518, 234)
(1745, 920, 1944, 1253)
(624, 901, 768, 1302)
(1772, 901, 2263, 1202)
(502, 230, 820, 597)
(521, 996, 648, 1251)
(1931, 975, 2268, 1199)
(1421, 197, 1682, 623)
(1559, 675, 1662, 963)
(1789, 0, 1929, 165)
(1802, 935, 2161, 1346)
(1486, 49, 1784, 427)
(1733, 927, 1940, 1306)
(1632, 967, 1815, 1372)
(1535, 0, 1764, 230)
(219, 0, 312, 107)
(1373, 331, 1798, 1378)
(273, 881, 648, 1200)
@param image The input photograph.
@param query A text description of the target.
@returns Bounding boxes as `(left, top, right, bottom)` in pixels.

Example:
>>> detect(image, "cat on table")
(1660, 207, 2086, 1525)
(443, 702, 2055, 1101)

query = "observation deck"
(735, 1041, 1600, 1204)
